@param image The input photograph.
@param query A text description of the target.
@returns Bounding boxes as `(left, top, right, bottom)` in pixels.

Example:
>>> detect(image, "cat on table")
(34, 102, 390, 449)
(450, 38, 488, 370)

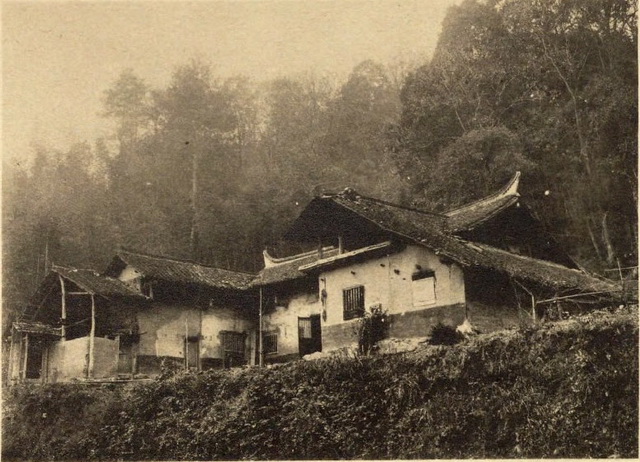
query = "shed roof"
(107, 249, 255, 290)
(13, 321, 63, 336)
(24, 266, 147, 319)
(299, 241, 395, 273)
(460, 243, 618, 294)
(52, 266, 146, 298)
(252, 248, 339, 287)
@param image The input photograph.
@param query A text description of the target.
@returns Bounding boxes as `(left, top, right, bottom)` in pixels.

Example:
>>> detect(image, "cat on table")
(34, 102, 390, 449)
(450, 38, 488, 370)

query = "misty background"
(3, 0, 637, 327)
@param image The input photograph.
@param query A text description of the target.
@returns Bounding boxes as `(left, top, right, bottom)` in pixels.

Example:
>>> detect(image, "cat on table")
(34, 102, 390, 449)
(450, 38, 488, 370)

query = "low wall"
(47, 336, 119, 382)
(92, 337, 118, 379)
(466, 301, 529, 334)
(322, 303, 466, 351)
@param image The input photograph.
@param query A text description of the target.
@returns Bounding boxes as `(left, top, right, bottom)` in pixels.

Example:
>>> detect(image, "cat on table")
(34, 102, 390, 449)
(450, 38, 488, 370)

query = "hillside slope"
(3, 307, 638, 460)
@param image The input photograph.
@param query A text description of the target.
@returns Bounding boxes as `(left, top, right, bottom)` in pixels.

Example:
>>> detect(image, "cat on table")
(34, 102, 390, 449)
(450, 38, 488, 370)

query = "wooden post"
(531, 294, 536, 322)
(7, 327, 15, 381)
(22, 334, 29, 380)
(184, 317, 189, 370)
(338, 235, 344, 254)
(42, 347, 48, 383)
(59, 275, 67, 340)
(88, 294, 96, 379)
(259, 287, 264, 367)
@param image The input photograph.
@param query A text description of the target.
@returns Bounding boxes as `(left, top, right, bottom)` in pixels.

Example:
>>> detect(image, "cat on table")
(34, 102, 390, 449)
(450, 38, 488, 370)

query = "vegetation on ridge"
(3, 307, 637, 460)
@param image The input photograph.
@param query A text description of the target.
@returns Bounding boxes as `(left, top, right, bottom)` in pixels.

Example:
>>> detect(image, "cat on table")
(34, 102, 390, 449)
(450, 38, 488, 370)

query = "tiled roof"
(53, 266, 146, 298)
(290, 186, 619, 296)
(252, 248, 340, 287)
(461, 243, 618, 294)
(445, 172, 521, 232)
(112, 250, 255, 290)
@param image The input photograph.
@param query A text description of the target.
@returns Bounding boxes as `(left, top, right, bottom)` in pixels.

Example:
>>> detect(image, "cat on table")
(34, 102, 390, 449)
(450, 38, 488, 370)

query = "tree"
(393, 0, 637, 269)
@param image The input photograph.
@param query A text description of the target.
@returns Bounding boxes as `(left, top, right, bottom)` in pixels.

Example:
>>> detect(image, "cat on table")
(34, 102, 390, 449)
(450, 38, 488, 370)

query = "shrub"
(355, 305, 389, 355)
(2, 308, 637, 460)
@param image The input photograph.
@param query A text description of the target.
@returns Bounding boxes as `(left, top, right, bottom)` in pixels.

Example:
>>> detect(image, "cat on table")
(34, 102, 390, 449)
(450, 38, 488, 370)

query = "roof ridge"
(118, 248, 256, 275)
(321, 188, 446, 218)
(355, 194, 448, 218)
(445, 172, 521, 217)
(52, 265, 102, 276)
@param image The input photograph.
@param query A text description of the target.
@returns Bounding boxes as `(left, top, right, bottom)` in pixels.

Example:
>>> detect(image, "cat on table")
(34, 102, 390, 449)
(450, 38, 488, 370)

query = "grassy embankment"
(3, 307, 638, 460)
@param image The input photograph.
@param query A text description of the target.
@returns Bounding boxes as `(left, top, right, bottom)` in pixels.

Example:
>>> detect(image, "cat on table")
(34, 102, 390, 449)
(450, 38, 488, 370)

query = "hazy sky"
(3, 0, 460, 163)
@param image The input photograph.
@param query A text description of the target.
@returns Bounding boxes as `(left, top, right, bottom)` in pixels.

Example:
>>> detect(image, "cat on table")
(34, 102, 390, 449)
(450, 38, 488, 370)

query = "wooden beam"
(67, 291, 91, 295)
(536, 291, 613, 304)
(259, 287, 264, 367)
(87, 294, 96, 379)
(513, 279, 536, 322)
(59, 275, 67, 340)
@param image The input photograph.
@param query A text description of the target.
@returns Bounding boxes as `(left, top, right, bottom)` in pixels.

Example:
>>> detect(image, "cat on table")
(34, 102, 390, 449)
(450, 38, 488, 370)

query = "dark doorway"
(298, 314, 322, 356)
(25, 339, 44, 379)
(185, 336, 200, 371)
(117, 335, 136, 375)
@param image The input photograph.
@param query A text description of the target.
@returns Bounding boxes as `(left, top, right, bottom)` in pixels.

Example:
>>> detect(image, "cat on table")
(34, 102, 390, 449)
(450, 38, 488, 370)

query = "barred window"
(343, 285, 365, 320)
(262, 333, 278, 355)
(222, 331, 245, 355)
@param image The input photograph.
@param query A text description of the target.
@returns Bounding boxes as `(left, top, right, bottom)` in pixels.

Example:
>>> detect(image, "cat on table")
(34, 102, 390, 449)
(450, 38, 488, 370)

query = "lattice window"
(262, 332, 278, 354)
(343, 285, 365, 320)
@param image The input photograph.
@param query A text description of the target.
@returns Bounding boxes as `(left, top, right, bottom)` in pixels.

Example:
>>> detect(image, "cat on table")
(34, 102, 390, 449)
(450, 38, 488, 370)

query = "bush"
(2, 308, 637, 460)
(355, 305, 389, 355)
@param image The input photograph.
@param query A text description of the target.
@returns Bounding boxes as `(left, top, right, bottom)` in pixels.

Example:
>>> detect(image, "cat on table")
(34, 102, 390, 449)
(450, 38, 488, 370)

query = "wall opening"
(298, 314, 322, 356)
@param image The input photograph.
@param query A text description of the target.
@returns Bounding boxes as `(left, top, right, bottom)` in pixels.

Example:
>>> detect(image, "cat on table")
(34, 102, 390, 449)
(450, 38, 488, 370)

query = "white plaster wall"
(118, 265, 143, 283)
(92, 337, 119, 378)
(137, 304, 201, 358)
(201, 307, 255, 361)
(137, 304, 256, 364)
(263, 292, 321, 357)
(321, 245, 465, 327)
(48, 337, 88, 381)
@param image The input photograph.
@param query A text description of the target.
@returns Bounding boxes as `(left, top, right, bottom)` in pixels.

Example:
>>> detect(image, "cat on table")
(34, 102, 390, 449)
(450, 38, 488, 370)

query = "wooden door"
(185, 337, 199, 370)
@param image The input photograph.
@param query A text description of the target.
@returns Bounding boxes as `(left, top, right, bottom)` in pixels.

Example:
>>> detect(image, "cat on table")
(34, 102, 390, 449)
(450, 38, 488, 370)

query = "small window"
(222, 331, 246, 355)
(412, 270, 436, 307)
(141, 281, 153, 298)
(262, 333, 278, 355)
(343, 285, 365, 320)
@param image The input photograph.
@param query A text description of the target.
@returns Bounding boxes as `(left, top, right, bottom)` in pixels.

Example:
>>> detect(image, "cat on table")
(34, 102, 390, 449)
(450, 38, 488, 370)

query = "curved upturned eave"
(445, 172, 521, 232)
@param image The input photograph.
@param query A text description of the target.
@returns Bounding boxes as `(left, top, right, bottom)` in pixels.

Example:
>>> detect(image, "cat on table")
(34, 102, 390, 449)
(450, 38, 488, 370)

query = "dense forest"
(3, 0, 637, 326)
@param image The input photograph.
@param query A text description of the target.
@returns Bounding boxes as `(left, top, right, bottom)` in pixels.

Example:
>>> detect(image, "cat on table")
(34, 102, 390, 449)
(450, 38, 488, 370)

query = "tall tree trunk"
(601, 211, 616, 265)
(190, 148, 199, 259)
(587, 218, 604, 263)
